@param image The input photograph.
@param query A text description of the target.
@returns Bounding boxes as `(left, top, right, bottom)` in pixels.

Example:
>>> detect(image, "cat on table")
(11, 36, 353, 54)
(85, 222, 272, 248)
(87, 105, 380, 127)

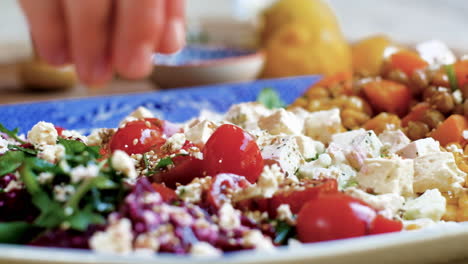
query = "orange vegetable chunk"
(455, 60, 468, 87)
(389, 50, 428, 77)
(401, 102, 431, 127)
(431, 115, 468, 146)
(363, 79, 412, 116)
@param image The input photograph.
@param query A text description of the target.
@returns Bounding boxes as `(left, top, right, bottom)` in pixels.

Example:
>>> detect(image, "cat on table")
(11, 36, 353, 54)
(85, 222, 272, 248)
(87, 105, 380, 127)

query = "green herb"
(305, 153, 320, 162)
(156, 157, 174, 170)
(446, 64, 459, 91)
(0, 150, 25, 177)
(274, 220, 295, 245)
(67, 205, 105, 231)
(342, 178, 359, 189)
(8, 144, 38, 155)
(257, 88, 285, 109)
(0, 124, 26, 144)
(0, 222, 38, 244)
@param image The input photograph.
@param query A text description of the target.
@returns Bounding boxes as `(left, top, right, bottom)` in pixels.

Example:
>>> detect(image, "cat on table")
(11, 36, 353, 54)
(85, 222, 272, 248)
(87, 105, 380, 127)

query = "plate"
(1, 75, 468, 264)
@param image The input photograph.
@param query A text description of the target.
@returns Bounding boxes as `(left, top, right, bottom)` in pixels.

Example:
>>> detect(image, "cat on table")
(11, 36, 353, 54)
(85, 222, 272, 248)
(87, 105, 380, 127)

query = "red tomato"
(297, 194, 375, 243)
(369, 215, 403, 235)
(54, 126, 65, 136)
(152, 183, 178, 202)
(152, 155, 203, 188)
(109, 118, 166, 155)
(207, 173, 250, 209)
(202, 124, 263, 183)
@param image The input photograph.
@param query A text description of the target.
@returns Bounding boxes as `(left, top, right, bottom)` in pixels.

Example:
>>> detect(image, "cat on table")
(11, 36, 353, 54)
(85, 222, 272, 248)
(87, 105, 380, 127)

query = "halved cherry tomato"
(109, 118, 166, 155)
(152, 183, 178, 202)
(207, 173, 250, 209)
(203, 124, 263, 183)
(297, 194, 374, 243)
(235, 179, 338, 216)
(369, 214, 403, 235)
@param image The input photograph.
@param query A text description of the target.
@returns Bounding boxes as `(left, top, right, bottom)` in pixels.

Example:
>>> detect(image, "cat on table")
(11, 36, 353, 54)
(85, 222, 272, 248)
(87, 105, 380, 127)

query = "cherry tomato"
(207, 173, 250, 209)
(152, 183, 178, 202)
(54, 126, 65, 136)
(297, 194, 375, 243)
(152, 155, 203, 188)
(109, 118, 166, 155)
(369, 215, 403, 235)
(203, 124, 263, 183)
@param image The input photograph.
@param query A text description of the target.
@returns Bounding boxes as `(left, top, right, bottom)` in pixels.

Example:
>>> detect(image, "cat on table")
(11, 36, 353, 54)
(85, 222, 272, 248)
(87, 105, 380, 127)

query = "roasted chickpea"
(291, 96, 308, 108)
(430, 90, 455, 114)
(406, 121, 430, 140)
(460, 83, 468, 100)
(430, 69, 450, 87)
(363, 112, 401, 134)
(453, 103, 465, 115)
(306, 86, 330, 99)
(387, 69, 409, 84)
(421, 109, 445, 129)
(341, 108, 370, 130)
(464, 100, 468, 118)
(410, 69, 429, 95)
(422, 86, 439, 102)
(306, 98, 332, 112)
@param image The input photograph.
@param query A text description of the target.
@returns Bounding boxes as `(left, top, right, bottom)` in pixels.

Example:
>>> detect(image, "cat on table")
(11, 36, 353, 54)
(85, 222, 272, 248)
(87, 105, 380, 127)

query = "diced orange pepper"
(389, 50, 428, 77)
(308, 71, 353, 95)
(455, 60, 468, 87)
(431, 115, 468, 146)
(363, 79, 412, 116)
(401, 102, 431, 127)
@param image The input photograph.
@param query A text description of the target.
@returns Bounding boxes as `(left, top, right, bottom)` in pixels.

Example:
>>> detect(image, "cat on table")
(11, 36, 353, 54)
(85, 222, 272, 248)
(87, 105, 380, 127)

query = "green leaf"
(0, 124, 26, 144)
(67, 206, 105, 231)
(7, 145, 37, 155)
(0, 222, 38, 244)
(274, 220, 295, 245)
(156, 157, 174, 169)
(446, 64, 459, 91)
(58, 138, 87, 155)
(18, 161, 41, 195)
(93, 177, 118, 189)
(0, 151, 24, 177)
(257, 88, 285, 109)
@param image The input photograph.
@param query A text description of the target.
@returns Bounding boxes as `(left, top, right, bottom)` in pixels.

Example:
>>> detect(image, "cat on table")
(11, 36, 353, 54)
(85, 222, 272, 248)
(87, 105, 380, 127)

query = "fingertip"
(157, 18, 186, 54)
(115, 43, 154, 80)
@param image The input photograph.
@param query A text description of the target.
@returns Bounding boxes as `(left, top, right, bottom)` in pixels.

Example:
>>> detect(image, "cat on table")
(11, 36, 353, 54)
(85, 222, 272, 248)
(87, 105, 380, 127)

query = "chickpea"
(410, 69, 429, 95)
(387, 69, 409, 84)
(422, 86, 438, 102)
(306, 98, 332, 112)
(460, 83, 468, 100)
(431, 69, 450, 87)
(291, 96, 308, 108)
(306, 86, 330, 99)
(406, 121, 430, 140)
(341, 108, 370, 130)
(363, 112, 401, 135)
(421, 109, 445, 129)
(430, 90, 455, 114)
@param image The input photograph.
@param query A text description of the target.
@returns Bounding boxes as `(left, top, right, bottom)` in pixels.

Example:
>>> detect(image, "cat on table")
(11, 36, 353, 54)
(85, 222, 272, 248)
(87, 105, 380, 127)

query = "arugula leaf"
(156, 157, 174, 169)
(8, 144, 37, 155)
(0, 222, 38, 244)
(0, 124, 26, 144)
(68, 206, 105, 231)
(257, 88, 285, 109)
(274, 220, 295, 245)
(446, 64, 459, 91)
(58, 138, 87, 155)
(0, 151, 24, 177)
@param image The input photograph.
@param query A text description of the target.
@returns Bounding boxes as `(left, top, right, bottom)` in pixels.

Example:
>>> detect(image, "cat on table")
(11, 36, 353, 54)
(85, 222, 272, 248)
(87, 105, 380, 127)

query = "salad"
(0, 40, 467, 256)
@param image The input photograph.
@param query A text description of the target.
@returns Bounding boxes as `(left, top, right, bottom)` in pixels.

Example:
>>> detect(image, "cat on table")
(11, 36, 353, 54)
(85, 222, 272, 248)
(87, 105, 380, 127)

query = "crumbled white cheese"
(38, 144, 65, 163)
(404, 189, 446, 221)
(61, 130, 88, 144)
(190, 242, 222, 257)
(413, 152, 466, 193)
(86, 128, 115, 146)
(378, 130, 410, 154)
(277, 204, 295, 225)
(37, 172, 54, 184)
(161, 133, 186, 153)
(304, 108, 342, 143)
(218, 203, 241, 230)
(185, 120, 218, 146)
(53, 184, 75, 202)
(129, 106, 155, 119)
(345, 187, 404, 219)
(331, 129, 383, 169)
(293, 135, 324, 160)
(134, 233, 160, 252)
(463, 130, 468, 140)
(90, 218, 134, 254)
(416, 40, 456, 66)
(242, 230, 275, 251)
(70, 164, 100, 183)
(0, 137, 10, 154)
(224, 102, 272, 130)
(4, 179, 22, 192)
(111, 150, 137, 179)
(397, 138, 441, 159)
(176, 177, 212, 203)
(259, 135, 304, 177)
(256, 164, 284, 198)
(453, 90, 463, 105)
(258, 108, 302, 135)
(357, 157, 414, 196)
(27, 121, 58, 146)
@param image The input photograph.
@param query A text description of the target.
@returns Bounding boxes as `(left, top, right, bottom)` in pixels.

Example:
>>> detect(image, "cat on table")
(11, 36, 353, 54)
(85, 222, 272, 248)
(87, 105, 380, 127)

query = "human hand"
(19, 0, 185, 86)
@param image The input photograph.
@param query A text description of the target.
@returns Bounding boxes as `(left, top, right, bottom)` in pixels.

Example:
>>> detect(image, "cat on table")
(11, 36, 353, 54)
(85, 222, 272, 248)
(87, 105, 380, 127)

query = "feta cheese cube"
(257, 164, 284, 198)
(293, 135, 324, 160)
(242, 230, 274, 251)
(185, 120, 218, 146)
(304, 108, 342, 143)
(403, 189, 446, 221)
(345, 187, 405, 219)
(224, 102, 272, 130)
(119, 107, 154, 127)
(259, 135, 304, 177)
(397, 138, 440, 159)
(161, 133, 186, 153)
(27, 121, 58, 146)
(38, 144, 66, 163)
(378, 130, 410, 154)
(357, 157, 414, 196)
(112, 150, 137, 179)
(413, 152, 466, 193)
(258, 108, 302, 135)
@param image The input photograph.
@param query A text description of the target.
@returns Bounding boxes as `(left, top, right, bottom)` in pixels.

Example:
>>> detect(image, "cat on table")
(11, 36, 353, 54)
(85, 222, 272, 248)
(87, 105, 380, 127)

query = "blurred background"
(0, 0, 467, 103)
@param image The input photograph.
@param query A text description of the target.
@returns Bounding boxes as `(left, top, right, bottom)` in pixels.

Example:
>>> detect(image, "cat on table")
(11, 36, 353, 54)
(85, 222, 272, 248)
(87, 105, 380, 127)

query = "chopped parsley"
(445, 64, 459, 91)
(257, 88, 285, 109)
(273, 220, 295, 245)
